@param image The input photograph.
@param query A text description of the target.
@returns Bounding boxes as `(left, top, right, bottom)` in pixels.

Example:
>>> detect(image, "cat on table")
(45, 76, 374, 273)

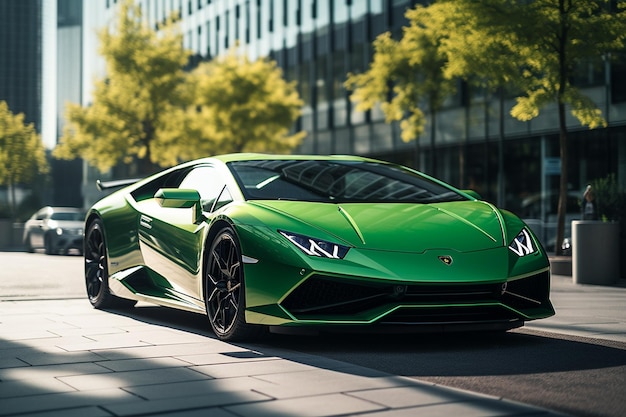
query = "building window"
(206, 21, 211, 57)
(225, 9, 230, 48)
(283, 0, 288, 26)
(257, 0, 262, 38)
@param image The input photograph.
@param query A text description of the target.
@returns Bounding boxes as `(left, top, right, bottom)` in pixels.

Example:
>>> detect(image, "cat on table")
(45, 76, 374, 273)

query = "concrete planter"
(0, 220, 25, 249)
(0, 220, 11, 248)
(572, 220, 620, 285)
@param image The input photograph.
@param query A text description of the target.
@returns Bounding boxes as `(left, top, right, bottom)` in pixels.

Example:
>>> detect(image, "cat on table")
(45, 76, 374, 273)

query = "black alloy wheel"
(84, 219, 134, 309)
(205, 227, 263, 341)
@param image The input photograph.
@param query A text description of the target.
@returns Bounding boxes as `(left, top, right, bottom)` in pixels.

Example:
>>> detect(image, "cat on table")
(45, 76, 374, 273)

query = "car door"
(137, 165, 232, 300)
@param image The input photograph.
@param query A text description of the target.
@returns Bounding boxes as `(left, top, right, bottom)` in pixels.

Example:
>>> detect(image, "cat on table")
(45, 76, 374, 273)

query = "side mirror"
(154, 188, 203, 223)
(462, 190, 482, 200)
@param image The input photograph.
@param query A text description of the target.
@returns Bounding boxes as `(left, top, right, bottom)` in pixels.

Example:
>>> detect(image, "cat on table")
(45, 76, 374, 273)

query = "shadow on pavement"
(114, 304, 626, 417)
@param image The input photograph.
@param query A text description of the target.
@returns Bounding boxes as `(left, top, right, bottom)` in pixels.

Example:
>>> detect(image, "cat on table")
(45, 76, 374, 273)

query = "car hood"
(251, 200, 505, 253)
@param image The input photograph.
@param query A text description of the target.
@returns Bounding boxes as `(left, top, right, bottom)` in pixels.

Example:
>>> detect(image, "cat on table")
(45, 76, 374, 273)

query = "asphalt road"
(1, 251, 625, 417)
(0, 251, 85, 300)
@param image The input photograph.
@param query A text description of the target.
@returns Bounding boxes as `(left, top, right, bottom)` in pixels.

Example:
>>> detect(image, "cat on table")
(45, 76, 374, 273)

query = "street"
(0, 251, 84, 300)
(1, 251, 625, 417)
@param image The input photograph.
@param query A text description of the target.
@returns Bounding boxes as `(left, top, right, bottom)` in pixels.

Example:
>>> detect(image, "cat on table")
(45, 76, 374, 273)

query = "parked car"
(23, 206, 85, 255)
(84, 154, 554, 341)
(519, 191, 580, 253)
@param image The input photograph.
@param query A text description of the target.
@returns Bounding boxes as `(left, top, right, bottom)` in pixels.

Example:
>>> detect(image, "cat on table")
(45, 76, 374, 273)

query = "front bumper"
(51, 234, 83, 254)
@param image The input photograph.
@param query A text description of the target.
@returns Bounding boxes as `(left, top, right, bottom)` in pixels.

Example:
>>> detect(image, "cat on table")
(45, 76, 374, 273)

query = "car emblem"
(438, 255, 453, 266)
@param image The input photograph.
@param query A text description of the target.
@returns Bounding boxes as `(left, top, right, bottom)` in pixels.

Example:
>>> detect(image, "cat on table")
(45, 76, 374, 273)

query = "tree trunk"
(555, 0, 569, 257)
(430, 111, 437, 176)
(9, 181, 16, 221)
(556, 100, 568, 256)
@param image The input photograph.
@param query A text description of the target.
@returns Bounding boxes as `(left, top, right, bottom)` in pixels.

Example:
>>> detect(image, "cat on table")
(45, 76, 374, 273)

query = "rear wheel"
(205, 227, 265, 341)
(84, 219, 135, 309)
(24, 233, 34, 253)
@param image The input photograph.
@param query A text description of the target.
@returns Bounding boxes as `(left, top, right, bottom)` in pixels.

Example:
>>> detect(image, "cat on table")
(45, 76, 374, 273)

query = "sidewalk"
(1, 274, 624, 417)
(525, 274, 626, 343)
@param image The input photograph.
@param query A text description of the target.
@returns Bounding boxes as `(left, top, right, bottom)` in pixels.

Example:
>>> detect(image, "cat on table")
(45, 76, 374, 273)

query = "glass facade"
(0, 1, 43, 130)
(98, 0, 626, 252)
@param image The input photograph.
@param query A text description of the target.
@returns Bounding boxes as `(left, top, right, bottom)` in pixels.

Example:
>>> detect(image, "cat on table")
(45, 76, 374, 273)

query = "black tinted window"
(228, 160, 465, 203)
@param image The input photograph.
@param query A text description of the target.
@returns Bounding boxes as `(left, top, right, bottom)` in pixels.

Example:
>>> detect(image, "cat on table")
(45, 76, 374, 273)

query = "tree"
(0, 101, 48, 218)
(160, 51, 305, 164)
(53, 0, 190, 175)
(54, 0, 304, 174)
(345, 2, 458, 174)
(442, 0, 626, 255)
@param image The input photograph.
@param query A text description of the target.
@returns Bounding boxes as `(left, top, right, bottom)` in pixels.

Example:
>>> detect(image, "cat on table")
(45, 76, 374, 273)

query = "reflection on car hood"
(253, 200, 504, 253)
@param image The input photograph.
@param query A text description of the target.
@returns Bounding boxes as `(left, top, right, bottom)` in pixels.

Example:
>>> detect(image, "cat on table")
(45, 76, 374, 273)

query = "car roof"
(38, 206, 84, 214)
(209, 153, 378, 164)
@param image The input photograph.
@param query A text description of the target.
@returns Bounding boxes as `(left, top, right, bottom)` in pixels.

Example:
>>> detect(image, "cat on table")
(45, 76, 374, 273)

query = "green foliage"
(54, 0, 190, 174)
(54, 0, 303, 174)
(0, 100, 48, 219)
(0, 101, 48, 187)
(591, 174, 626, 222)
(345, 3, 458, 143)
(159, 51, 305, 164)
(445, 0, 626, 128)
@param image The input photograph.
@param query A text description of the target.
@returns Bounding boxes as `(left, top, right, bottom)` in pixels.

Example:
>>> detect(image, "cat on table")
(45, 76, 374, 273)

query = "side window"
(178, 166, 233, 212)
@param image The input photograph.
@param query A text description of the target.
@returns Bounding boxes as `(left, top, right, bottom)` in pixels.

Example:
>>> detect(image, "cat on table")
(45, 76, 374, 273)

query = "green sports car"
(85, 153, 554, 341)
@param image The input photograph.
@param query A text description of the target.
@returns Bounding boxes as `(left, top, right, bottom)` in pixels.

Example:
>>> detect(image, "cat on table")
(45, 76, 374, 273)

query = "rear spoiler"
(96, 178, 141, 192)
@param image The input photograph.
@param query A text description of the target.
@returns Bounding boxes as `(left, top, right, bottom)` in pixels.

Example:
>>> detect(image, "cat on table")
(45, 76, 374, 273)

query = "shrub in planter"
(589, 174, 626, 279)
(590, 174, 626, 223)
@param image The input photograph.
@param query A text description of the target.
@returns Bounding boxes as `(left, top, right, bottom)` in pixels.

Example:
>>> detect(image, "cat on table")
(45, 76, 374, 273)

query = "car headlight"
(279, 230, 350, 259)
(56, 227, 64, 236)
(508, 228, 536, 256)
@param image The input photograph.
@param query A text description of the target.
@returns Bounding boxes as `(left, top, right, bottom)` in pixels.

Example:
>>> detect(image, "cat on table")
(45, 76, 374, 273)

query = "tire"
(84, 219, 135, 309)
(204, 227, 265, 341)
(44, 235, 55, 255)
(24, 233, 34, 253)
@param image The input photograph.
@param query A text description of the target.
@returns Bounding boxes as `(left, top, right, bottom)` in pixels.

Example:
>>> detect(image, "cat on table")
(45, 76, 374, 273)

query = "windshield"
(228, 160, 466, 203)
(50, 212, 84, 221)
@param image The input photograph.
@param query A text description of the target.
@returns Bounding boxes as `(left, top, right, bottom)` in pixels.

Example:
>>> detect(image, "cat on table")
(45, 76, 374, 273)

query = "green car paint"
(84, 154, 554, 341)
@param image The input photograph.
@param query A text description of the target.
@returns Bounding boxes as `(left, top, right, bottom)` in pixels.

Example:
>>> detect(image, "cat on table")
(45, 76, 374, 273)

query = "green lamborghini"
(84, 154, 554, 341)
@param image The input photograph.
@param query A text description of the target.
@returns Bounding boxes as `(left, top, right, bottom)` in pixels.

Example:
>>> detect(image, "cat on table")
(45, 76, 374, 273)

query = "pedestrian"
(581, 185, 597, 220)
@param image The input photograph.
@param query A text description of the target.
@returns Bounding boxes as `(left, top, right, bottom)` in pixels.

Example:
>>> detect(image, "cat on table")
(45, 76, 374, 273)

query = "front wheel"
(84, 219, 135, 309)
(204, 227, 265, 341)
(44, 235, 55, 255)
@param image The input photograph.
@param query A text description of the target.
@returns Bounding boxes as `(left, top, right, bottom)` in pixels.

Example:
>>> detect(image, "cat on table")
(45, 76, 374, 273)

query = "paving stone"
(58, 367, 210, 391)
(250, 368, 411, 399)
(191, 358, 317, 378)
(124, 376, 280, 400)
(0, 362, 111, 381)
(95, 356, 191, 372)
(0, 388, 140, 416)
(8, 406, 114, 417)
(93, 341, 246, 360)
(102, 390, 271, 416)
(347, 385, 475, 408)
(0, 377, 76, 399)
(176, 351, 276, 366)
(225, 393, 386, 417)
